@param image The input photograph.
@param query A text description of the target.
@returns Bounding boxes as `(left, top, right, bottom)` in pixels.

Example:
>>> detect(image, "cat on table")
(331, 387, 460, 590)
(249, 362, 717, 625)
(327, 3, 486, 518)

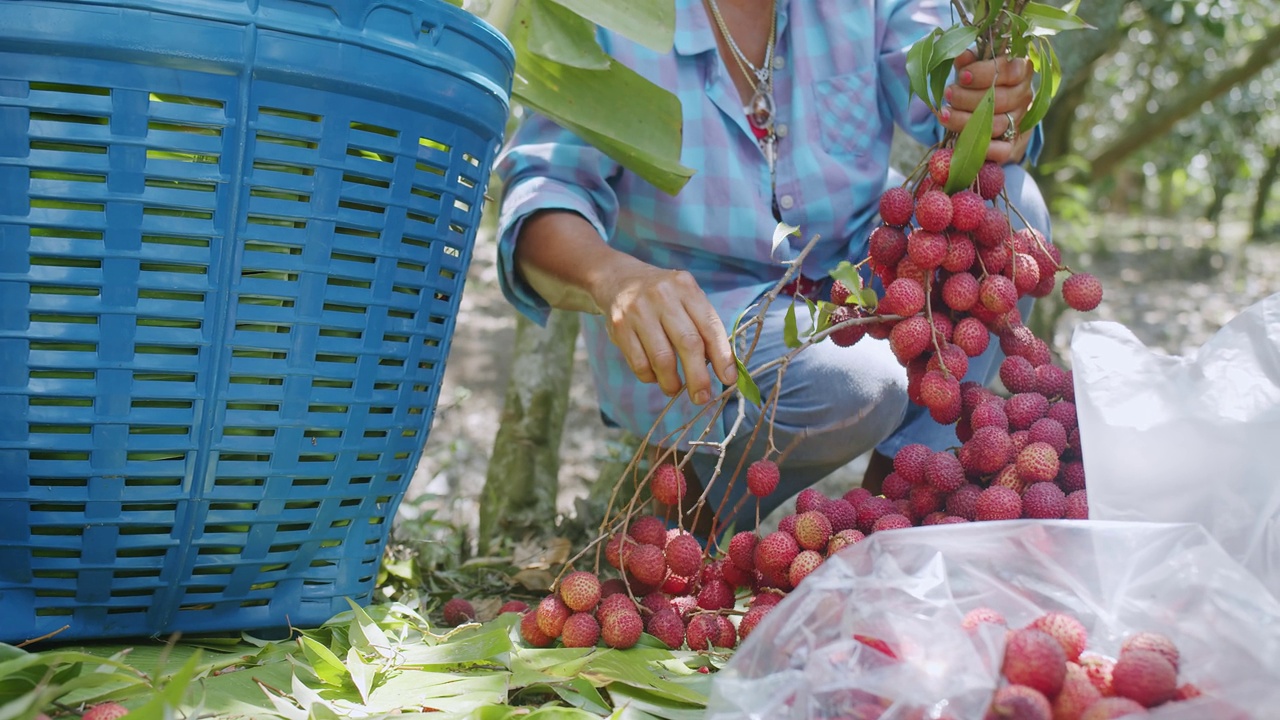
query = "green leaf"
(783, 302, 800, 349)
(905, 30, 939, 109)
(1022, 1, 1094, 32)
(580, 651, 707, 706)
(771, 222, 800, 258)
(551, 677, 612, 715)
(345, 647, 371, 703)
(510, 7, 693, 196)
(802, 296, 819, 332)
(814, 300, 835, 334)
(930, 25, 979, 67)
(527, 0, 612, 70)
(398, 623, 512, 666)
(545, 0, 675, 53)
(828, 260, 864, 295)
(1020, 37, 1059, 132)
(857, 287, 879, 310)
(734, 356, 761, 407)
(607, 683, 708, 720)
(345, 599, 393, 660)
(298, 636, 347, 688)
(944, 86, 995, 193)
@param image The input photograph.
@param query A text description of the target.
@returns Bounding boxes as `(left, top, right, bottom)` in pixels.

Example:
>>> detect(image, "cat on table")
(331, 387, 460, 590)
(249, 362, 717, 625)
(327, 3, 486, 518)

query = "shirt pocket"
(812, 68, 879, 158)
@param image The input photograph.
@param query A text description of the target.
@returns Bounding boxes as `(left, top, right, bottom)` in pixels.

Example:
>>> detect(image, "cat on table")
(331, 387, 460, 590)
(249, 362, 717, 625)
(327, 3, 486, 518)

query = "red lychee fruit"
(1022, 482, 1066, 519)
(927, 343, 969, 380)
(665, 533, 703, 578)
(979, 274, 1018, 314)
(873, 513, 913, 532)
(628, 515, 668, 547)
(1120, 633, 1180, 672)
(896, 255, 927, 284)
(1028, 417, 1068, 455)
(1065, 490, 1089, 520)
(1048, 401, 1079, 434)
(1030, 612, 1088, 661)
(946, 483, 984, 521)
(890, 315, 933, 363)
(908, 228, 949, 268)
(929, 148, 954, 185)
(625, 543, 667, 587)
(698, 578, 735, 611)
(971, 402, 1010, 433)
(789, 549, 825, 586)
(882, 471, 911, 500)
(1003, 628, 1068, 698)
(950, 190, 986, 231)
(977, 161, 1006, 200)
(747, 459, 780, 497)
(1007, 251, 1042, 295)
(1017, 442, 1061, 484)
(1055, 663, 1105, 720)
(646, 608, 685, 649)
(975, 205, 1011, 247)
(953, 316, 991, 358)
(793, 510, 833, 550)
(1036, 364, 1072, 399)
(1000, 355, 1038, 395)
(992, 463, 1029, 495)
(499, 600, 530, 615)
(537, 595, 571, 637)
(827, 529, 866, 555)
(869, 224, 910, 266)
(561, 612, 601, 647)
(520, 610, 555, 647)
(894, 443, 934, 484)
(941, 271, 980, 312)
(978, 243, 1010, 275)
(559, 571, 602, 612)
(962, 606, 1006, 631)
(988, 685, 1052, 720)
(943, 230, 977, 273)
(843, 487, 873, 509)
(778, 513, 799, 536)
(965, 426, 1015, 475)
(915, 190, 954, 232)
(925, 451, 965, 493)
(728, 531, 758, 571)
(879, 187, 914, 227)
(1006, 392, 1050, 430)
(1112, 648, 1178, 707)
(855, 496, 896, 534)
(830, 305, 868, 347)
(881, 278, 926, 317)
(81, 704, 130, 720)
(820, 498, 859, 532)
(738, 604, 772, 641)
(830, 279, 852, 306)
(597, 593, 638, 623)
(1062, 273, 1103, 312)
(920, 371, 962, 414)
(442, 598, 476, 626)
(685, 614, 721, 651)
(755, 531, 800, 575)
(1173, 683, 1202, 701)
(909, 485, 943, 519)
(796, 488, 828, 514)
(1079, 652, 1116, 697)
(650, 463, 687, 506)
(598, 608, 642, 649)
(1080, 698, 1149, 720)
(976, 485, 1022, 521)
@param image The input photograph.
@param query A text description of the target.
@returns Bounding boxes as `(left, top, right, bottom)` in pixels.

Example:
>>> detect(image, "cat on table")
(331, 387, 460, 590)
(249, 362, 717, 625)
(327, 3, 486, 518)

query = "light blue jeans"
(688, 164, 1051, 530)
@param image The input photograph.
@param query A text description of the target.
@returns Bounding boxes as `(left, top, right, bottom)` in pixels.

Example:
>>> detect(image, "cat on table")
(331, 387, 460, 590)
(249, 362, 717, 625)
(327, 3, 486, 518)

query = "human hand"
(591, 261, 737, 405)
(937, 50, 1035, 164)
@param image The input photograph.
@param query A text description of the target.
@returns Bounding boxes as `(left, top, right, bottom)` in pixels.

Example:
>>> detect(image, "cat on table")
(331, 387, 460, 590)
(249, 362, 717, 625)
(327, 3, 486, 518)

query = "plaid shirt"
(495, 0, 949, 447)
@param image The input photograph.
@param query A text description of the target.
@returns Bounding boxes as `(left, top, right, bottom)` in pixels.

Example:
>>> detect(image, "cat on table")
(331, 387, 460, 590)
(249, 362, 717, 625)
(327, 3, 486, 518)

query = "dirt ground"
(403, 211, 1280, 535)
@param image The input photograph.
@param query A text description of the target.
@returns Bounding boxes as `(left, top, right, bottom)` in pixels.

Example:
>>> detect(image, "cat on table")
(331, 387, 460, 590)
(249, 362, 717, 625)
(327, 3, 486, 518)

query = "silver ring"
(1000, 112, 1018, 142)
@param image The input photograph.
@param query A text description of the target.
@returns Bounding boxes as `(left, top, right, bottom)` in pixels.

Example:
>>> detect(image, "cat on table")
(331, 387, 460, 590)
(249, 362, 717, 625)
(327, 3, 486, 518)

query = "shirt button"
(776, 123, 789, 138)
(773, 56, 786, 71)
(779, 194, 795, 210)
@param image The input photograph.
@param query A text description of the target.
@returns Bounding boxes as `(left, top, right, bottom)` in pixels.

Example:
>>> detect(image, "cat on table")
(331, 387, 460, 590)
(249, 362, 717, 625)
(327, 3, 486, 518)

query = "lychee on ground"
(82, 703, 130, 720)
(559, 571, 602, 612)
(561, 612, 601, 648)
(601, 608, 643, 649)
(442, 597, 476, 626)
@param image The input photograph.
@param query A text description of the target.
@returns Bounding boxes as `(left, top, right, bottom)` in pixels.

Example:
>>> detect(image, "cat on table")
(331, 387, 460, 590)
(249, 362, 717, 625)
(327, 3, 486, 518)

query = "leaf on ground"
(607, 683, 708, 720)
(298, 636, 348, 689)
(365, 670, 507, 714)
(578, 650, 706, 706)
(551, 677, 613, 715)
(398, 623, 512, 667)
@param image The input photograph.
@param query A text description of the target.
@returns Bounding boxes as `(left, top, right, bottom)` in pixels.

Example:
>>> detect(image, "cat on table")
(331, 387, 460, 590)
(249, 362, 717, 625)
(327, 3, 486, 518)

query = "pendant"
(748, 87, 775, 132)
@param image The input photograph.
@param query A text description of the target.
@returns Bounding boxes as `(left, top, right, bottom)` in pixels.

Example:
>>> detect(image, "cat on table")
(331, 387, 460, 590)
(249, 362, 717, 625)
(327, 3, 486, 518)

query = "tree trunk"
(1087, 22, 1280, 181)
(477, 309, 580, 553)
(1251, 145, 1280, 243)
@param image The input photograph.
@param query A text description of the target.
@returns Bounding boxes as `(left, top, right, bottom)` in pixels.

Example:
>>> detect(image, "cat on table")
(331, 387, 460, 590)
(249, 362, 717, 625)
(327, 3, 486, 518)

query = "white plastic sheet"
(1072, 292, 1280, 597)
(706, 521, 1280, 720)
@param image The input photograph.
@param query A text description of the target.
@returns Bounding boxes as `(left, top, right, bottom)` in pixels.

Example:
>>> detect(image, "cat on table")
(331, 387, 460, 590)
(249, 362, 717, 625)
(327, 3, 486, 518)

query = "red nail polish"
(944, 86, 953, 100)
(941, 108, 950, 122)
(961, 70, 972, 84)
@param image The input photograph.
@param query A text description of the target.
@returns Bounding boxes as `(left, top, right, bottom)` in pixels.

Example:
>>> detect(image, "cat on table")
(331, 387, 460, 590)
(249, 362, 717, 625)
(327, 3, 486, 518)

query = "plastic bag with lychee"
(705, 520, 1280, 720)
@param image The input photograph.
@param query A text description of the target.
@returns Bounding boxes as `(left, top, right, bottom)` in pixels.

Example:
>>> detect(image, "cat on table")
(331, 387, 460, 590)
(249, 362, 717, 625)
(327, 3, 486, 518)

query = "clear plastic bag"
(706, 521, 1280, 720)
(1072, 292, 1280, 598)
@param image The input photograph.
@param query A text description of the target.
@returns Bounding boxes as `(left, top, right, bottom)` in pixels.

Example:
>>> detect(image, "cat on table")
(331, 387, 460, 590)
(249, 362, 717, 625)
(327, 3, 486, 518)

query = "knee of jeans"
(1002, 164, 1051, 241)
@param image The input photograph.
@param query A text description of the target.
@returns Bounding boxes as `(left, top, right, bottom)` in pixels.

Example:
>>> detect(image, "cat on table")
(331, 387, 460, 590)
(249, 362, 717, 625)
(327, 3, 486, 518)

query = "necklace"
(705, 0, 780, 194)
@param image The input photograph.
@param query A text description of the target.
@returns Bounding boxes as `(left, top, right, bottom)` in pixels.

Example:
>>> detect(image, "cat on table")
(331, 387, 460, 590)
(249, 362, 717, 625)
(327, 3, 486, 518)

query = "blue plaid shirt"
(496, 0, 949, 447)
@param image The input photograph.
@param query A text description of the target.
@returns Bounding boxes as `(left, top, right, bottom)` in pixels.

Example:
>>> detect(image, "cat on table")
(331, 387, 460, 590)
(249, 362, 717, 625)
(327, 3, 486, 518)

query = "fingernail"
(940, 108, 951, 122)
(961, 70, 972, 84)
(944, 86, 953, 100)
(695, 390, 710, 404)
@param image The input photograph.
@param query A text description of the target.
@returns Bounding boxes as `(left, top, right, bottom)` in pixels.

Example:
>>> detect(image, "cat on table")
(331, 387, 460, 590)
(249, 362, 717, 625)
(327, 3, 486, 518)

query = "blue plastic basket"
(0, 0, 513, 642)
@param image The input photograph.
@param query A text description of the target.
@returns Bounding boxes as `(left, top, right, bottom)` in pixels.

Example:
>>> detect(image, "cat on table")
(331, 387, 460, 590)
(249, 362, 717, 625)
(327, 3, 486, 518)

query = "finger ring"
(1001, 112, 1018, 142)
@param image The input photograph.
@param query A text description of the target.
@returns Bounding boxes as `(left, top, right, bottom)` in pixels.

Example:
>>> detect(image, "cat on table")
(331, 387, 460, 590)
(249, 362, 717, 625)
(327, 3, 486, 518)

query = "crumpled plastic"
(1073, 292, 1280, 598)
(705, 521, 1280, 720)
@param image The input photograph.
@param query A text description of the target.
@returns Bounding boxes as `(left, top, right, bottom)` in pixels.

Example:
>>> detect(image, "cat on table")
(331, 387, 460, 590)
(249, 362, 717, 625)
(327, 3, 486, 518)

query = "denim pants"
(687, 164, 1051, 531)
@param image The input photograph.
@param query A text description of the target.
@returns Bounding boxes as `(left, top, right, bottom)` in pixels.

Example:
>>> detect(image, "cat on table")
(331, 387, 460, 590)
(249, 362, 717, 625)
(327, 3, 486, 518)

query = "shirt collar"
(673, 0, 792, 57)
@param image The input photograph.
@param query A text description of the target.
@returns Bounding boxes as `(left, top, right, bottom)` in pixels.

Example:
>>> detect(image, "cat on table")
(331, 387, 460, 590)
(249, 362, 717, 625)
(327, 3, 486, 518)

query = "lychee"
(1030, 612, 1088, 661)
(881, 278, 926, 317)
(975, 485, 1022, 521)
(942, 230, 977, 273)
(925, 451, 965, 493)
(561, 612, 601, 647)
(1007, 251, 1042, 295)
(890, 315, 933, 363)
(1079, 652, 1116, 697)
(965, 426, 1015, 475)
(827, 529, 866, 556)
(685, 613, 721, 651)
(946, 483, 983, 520)
(559, 571, 602, 612)
(873, 513, 912, 532)
(1002, 628, 1068, 697)
(442, 598, 476, 626)
(820, 498, 859, 532)
(1006, 392, 1050, 430)
(499, 600, 530, 614)
(988, 685, 1052, 720)
(915, 190, 954, 232)
(1022, 482, 1066, 519)
(894, 443, 934, 484)
(830, 306, 868, 347)
(737, 604, 771, 641)
(975, 205, 1011, 247)
(1055, 663, 1104, 720)
(697, 579, 735, 611)
(81, 704, 130, 720)
(1065, 490, 1089, 520)
(953, 316, 991, 357)
(1000, 355, 1039, 394)
(1028, 417, 1068, 455)
(928, 148, 954, 185)
(979, 274, 1018, 314)
(927, 343, 969, 380)
(1036, 364, 1072, 399)
(1080, 698, 1148, 720)
(755, 531, 800, 575)
(1017, 442, 1060, 484)
(942, 272, 980, 312)
(625, 543, 667, 587)
(728, 531, 758, 571)
(962, 606, 1006, 631)
(789, 549, 825, 586)
(600, 608, 643, 649)
(1120, 633, 1180, 672)
(843, 487, 873, 509)
(665, 533, 703, 578)
(650, 463, 687, 506)
(646, 608, 685, 649)
(856, 496, 897, 533)
(1062, 273, 1103, 312)
(520, 609, 555, 647)
(950, 190, 985, 231)
(977, 161, 1006, 200)
(879, 187, 914, 227)
(796, 488, 829, 514)
(747, 459, 780, 497)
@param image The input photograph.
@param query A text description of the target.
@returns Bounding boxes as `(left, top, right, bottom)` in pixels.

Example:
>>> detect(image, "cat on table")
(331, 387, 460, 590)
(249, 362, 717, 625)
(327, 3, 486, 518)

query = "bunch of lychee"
(967, 609, 1205, 720)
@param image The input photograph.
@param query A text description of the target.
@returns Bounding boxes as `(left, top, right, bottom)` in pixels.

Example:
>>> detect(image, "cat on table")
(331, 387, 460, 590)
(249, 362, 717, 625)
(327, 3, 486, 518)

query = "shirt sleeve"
(493, 112, 622, 326)
(877, 0, 946, 147)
